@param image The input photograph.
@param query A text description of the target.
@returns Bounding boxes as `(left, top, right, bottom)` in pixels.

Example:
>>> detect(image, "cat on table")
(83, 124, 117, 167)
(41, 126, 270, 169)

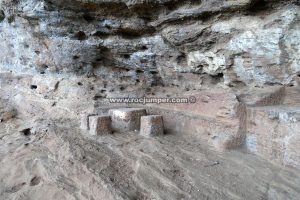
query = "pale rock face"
(0, 0, 299, 87)
(215, 7, 300, 86)
(211, 17, 260, 34)
(228, 29, 284, 85)
(187, 51, 227, 76)
(285, 22, 300, 74)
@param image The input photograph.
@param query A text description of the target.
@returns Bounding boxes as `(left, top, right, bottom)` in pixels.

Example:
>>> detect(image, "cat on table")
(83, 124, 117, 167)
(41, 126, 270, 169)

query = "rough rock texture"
(0, 0, 299, 156)
(0, 0, 299, 87)
(1, 0, 300, 199)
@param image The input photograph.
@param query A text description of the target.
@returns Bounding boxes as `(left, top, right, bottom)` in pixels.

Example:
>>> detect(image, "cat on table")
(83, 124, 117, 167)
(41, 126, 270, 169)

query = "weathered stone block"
(80, 113, 90, 130)
(108, 108, 146, 132)
(140, 115, 164, 137)
(89, 115, 112, 135)
(80, 113, 97, 130)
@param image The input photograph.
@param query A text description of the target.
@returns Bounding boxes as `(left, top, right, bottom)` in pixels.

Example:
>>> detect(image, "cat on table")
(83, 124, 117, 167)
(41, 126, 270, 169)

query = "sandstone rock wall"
(1, 0, 300, 168)
(1, 0, 299, 88)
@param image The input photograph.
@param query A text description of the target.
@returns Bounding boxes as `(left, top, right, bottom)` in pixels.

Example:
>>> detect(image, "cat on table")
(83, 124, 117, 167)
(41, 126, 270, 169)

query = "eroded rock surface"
(0, 0, 299, 87)
(1, 0, 300, 199)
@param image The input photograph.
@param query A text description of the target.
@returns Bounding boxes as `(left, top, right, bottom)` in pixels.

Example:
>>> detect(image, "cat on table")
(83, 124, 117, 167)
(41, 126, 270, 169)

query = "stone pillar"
(140, 115, 164, 137)
(108, 108, 147, 132)
(80, 113, 90, 130)
(89, 115, 112, 135)
(80, 113, 97, 130)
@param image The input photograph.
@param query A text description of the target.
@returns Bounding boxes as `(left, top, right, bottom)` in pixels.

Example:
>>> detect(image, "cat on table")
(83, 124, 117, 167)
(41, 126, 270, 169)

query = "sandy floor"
(0, 117, 300, 200)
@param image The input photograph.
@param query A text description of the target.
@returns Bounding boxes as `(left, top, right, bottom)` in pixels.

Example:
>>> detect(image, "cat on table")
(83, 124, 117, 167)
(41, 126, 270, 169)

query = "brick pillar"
(140, 115, 164, 137)
(89, 115, 112, 135)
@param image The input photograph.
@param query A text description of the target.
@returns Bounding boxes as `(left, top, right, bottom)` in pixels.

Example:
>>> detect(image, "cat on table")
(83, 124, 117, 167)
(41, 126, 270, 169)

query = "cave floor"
(0, 118, 299, 200)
